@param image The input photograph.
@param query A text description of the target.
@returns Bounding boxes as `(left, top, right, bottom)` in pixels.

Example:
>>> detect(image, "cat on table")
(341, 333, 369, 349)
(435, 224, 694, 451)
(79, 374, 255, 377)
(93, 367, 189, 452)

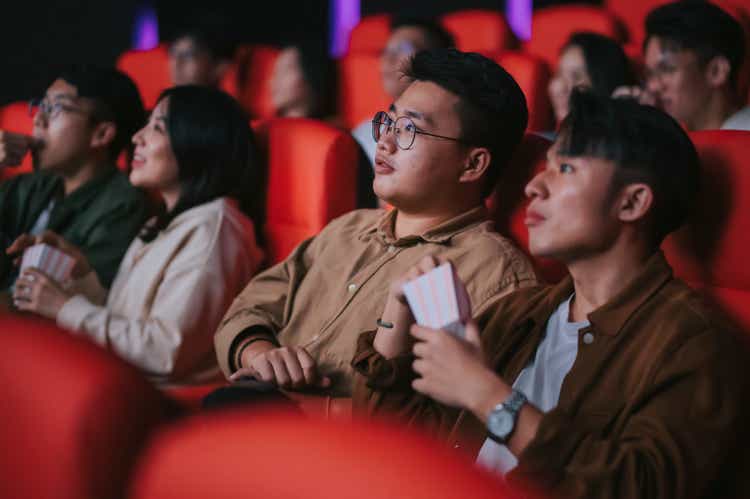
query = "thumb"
(464, 320, 481, 348)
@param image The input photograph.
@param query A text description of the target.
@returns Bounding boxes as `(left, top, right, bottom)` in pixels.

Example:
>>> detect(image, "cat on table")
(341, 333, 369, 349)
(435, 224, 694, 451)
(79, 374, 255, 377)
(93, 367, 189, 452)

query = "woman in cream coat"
(11, 86, 265, 384)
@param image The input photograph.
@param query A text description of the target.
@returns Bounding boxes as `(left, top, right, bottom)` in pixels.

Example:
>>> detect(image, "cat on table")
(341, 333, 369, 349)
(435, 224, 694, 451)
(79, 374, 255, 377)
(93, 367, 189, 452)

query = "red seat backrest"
(604, 0, 669, 45)
(0, 101, 34, 181)
(236, 45, 280, 120)
(338, 52, 392, 129)
(495, 51, 553, 132)
(662, 130, 750, 331)
(129, 409, 522, 499)
(489, 133, 567, 284)
(0, 315, 168, 499)
(347, 14, 392, 54)
(116, 45, 171, 110)
(262, 118, 358, 264)
(524, 6, 625, 68)
(440, 9, 516, 55)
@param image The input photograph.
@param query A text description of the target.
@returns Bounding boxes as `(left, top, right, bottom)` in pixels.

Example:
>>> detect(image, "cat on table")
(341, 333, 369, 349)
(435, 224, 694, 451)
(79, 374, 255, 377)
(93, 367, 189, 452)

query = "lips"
(374, 156, 395, 175)
(524, 208, 545, 227)
(131, 152, 146, 169)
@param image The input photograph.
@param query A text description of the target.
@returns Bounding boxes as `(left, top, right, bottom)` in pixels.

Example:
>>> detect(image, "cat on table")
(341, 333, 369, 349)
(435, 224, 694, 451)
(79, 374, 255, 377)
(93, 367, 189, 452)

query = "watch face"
(489, 409, 514, 440)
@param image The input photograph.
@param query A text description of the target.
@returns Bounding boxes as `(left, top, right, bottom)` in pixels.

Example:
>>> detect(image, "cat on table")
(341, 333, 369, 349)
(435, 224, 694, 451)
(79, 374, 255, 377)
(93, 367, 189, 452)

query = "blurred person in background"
(0, 66, 147, 291)
(11, 86, 265, 385)
(614, 0, 750, 131)
(169, 23, 236, 88)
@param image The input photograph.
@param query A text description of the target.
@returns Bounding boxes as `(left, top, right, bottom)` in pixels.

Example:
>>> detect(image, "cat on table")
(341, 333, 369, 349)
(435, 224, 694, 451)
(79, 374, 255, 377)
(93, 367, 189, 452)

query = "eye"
(403, 121, 417, 133)
(559, 163, 574, 174)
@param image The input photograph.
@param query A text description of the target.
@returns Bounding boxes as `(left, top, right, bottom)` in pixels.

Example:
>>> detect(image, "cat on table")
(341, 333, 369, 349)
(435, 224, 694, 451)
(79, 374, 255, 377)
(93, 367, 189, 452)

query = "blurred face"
(380, 27, 432, 98)
(270, 47, 313, 117)
(548, 45, 592, 123)
(130, 98, 180, 201)
(524, 141, 620, 262)
(169, 37, 223, 86)
(31, 79, 98, 174)
(373, 80, 470, 211)
(643, 37, 712, 128)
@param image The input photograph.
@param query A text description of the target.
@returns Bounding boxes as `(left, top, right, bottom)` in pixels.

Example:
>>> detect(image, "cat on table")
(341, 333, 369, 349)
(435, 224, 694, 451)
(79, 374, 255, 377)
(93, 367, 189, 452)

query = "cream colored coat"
(57, 197, 263, 384)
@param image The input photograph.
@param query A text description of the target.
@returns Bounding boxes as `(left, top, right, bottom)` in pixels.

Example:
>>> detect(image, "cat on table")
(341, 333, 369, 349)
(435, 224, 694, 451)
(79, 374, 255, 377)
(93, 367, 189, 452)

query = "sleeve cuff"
(56, 294, 99, 333)
(351, 330, 417, 391)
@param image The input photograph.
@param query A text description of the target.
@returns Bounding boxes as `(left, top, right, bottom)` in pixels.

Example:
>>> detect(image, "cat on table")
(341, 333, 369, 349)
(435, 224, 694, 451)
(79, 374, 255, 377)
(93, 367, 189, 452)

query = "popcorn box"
(20, 243, 75, 283)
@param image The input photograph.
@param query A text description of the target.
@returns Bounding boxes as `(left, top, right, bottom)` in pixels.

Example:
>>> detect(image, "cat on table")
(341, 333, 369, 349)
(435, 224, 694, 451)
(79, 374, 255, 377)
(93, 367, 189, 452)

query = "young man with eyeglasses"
(0, 66, 148, 291)
(213, 49, 536, 412)
(351, 17, 455, 165)
(613, 0, 750, 131)
(354, 91, 750, 498)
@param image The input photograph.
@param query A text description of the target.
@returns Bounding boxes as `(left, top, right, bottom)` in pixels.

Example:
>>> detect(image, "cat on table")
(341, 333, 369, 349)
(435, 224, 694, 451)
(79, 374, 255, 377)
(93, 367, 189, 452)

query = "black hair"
(645, 0, 746, 87)
(563, 32, 636, 97)
(288, 42, 338, 119)
(557, 90, 700, 245)
(57, 66, 146, 160)
(170, 22, 236, 62)
(404, 48, 528, 198)
(390, 16, 456, 49)
(139, 86, 265, 243)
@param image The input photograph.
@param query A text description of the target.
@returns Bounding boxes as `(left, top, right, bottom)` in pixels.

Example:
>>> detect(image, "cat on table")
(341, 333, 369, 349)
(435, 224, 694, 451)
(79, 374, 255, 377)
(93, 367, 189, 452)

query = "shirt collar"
(525, 250, 674, 337)
(358, 205, 489, 246)
(55, 163, 119, 211)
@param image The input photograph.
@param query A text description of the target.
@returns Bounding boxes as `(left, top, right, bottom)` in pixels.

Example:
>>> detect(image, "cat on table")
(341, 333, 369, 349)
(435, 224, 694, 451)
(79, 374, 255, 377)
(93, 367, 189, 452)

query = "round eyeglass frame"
(371, 110, 465, 150)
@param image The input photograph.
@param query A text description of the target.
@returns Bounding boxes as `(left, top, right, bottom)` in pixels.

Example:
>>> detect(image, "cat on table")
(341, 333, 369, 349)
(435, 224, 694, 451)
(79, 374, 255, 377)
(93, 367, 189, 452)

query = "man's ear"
(617, 182, 654, 223)
(90, 121, 117, 151)
(706, 55, 731, 88)
(458, 147, 491, 184)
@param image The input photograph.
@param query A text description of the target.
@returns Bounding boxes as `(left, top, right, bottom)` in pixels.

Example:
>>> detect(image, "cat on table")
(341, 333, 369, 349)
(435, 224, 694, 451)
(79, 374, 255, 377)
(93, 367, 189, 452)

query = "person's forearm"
(373, 295, 413, 359)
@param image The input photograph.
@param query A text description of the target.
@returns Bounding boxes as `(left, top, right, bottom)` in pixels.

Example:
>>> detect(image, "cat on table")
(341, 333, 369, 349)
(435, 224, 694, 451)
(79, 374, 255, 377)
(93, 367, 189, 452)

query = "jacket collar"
(358, 205, 489, 246)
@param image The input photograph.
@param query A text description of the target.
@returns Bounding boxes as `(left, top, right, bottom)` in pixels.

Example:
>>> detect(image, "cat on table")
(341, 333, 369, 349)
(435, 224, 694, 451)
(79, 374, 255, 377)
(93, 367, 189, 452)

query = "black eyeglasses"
(371, 111, 465, 150)
(29, 98, 87, 121)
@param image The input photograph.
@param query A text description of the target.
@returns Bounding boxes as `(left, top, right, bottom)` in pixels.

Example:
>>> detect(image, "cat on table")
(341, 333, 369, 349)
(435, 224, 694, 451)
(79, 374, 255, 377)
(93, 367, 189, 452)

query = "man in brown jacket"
(353, 90, 750, 498)
(213, 49, 537, 399)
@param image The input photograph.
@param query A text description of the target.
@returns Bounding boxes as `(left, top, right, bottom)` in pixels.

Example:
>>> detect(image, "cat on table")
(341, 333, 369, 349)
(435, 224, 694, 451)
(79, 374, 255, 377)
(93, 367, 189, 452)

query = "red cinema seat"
(262, 118, 358, 264)
(604, 0, 669, 45)
(495, 51, 553, 132)
(339, 53, 392, 129)
(0, 101, 34, 181)
(236, 44, 280, 120)
(129, 409, 522, 499)
(524, 6, 625, 68)
(440, 9, 516, 55)
(489, 134, 566, 284)
(117, 45, 171, 110)
(662, 131, 750, 332)
(348, 14, 391, 54)
(0, 315, 169, 499)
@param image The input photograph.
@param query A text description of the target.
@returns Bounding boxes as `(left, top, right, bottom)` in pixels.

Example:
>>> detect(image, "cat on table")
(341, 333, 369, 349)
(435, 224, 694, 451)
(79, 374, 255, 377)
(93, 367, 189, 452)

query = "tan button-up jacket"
(214, 206, 538, 395)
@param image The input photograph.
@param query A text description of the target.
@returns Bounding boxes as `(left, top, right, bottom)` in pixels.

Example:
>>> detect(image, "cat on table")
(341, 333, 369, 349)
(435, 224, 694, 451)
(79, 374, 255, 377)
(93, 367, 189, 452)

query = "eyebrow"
(387, 103, 434, 127)
(46, 93, 77, 102)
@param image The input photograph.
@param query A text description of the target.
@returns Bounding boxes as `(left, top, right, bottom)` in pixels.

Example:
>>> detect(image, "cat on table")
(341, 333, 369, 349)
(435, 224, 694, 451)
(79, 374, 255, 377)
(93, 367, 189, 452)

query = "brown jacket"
(214, 206, 537, 395)
(353, 252, 750, 499)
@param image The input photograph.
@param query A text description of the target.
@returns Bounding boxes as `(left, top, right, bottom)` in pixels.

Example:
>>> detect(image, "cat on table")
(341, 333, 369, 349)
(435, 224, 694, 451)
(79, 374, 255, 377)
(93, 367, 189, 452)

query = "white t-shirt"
(721, 106, 750, 131)
(476, 294, 590, 475)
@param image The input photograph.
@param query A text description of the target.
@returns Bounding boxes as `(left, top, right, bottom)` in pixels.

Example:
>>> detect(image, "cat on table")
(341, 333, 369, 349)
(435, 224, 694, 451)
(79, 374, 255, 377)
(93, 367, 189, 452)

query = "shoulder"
(169, 198, 257, 255)
(97, 169, 144, 205)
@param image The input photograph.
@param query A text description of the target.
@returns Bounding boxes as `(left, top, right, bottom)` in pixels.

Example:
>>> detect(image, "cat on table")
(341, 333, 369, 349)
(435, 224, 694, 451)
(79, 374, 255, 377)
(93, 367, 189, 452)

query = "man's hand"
(410, 320, 511, 416)
(229, 345, 331, 391)
(6, 231, 92, 279)
(612, 85, 658, 106)
(0, 131, 33, 168)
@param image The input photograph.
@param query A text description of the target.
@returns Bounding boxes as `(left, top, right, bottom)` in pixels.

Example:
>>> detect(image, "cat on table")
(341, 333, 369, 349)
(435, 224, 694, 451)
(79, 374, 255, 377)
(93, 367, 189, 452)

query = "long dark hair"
(139, 85, 265, 242)
(563, 32, 636, 98)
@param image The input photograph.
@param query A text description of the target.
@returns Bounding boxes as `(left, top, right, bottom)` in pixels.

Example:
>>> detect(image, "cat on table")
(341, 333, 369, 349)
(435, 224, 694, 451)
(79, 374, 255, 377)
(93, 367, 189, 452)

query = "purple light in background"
(133, 4, 159, 50)
(330, 0, 361, 57)
(506, 0, 532, 41)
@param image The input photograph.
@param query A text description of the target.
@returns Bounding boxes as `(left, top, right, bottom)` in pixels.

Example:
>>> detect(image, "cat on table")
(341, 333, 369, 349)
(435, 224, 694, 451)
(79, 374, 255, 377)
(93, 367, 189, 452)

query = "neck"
(160, 187, 181, 213)
(566, 236, 653, 322)
(393, 198, 480, 239)
(688, 89, 742, 130)
(60, 158, 104, 196)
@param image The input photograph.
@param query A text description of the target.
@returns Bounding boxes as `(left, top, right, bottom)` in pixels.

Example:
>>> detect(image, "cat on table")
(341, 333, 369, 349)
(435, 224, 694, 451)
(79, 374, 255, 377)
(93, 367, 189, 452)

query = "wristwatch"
(487, 389, 527, 444)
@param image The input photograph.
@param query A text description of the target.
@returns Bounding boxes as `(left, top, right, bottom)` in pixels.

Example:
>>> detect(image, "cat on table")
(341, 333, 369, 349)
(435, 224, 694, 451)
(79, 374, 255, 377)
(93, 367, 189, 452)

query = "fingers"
(0, 131, 32, 167)
(6, 233, 35, 256)
(228, 366, 258, 381)
(410, 324, 441, 342)
(464, 320, 481, 348)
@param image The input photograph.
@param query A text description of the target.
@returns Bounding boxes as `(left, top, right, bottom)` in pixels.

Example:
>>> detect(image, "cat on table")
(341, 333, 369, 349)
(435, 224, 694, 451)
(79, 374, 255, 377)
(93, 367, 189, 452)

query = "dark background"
(0, 0, 595, 105)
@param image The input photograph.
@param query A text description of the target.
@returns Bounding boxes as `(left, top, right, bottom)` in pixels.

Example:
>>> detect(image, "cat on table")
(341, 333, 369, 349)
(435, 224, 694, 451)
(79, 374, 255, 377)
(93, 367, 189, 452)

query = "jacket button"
(347, 283, 357, 293)
(583, 332, 594, 344)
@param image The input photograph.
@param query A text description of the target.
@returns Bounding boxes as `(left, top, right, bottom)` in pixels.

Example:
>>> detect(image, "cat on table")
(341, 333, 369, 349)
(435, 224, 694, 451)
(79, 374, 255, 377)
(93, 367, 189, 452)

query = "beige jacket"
(57, 197, 263, 384)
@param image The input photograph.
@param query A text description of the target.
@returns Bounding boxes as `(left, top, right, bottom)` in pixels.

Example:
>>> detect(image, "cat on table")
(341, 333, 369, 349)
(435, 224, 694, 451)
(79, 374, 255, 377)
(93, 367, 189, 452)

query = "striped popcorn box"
(402, 262, 472, 338)
(20, 243, 75, 284)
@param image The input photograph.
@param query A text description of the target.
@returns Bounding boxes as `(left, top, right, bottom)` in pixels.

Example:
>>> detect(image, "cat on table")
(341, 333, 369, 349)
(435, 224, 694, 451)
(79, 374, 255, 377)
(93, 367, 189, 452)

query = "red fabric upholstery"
(524, 6, 624, 68)
(440, 9, 516, 55)
(339, 53, 392, 129)
(262, 118, 358, 264)
(0, 315, 169, 499)
(604, 0, 669, 45)
(129, 409, 521, 499)
(347, 14, 391, 54)
(0, 101, 34, 181)
(236, 44, 280, 120)
(116, 45, 171, 110)
(662, 130, 750, 331)
(495, 51, 553, 132)
(489, 134, 566, 284)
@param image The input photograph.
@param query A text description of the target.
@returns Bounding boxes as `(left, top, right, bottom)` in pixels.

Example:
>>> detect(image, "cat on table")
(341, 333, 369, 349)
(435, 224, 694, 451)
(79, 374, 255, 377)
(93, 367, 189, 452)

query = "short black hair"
(171, 22, 236, 61)
(564, 32, 636, 97)
(140, 85, 264, 242)
(557, 90, 700, 245)
(390, 17, 455, 50)
(404, 48, 528, 198)
(645, 0, 746, 87)
(57, 66, 146, 160)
